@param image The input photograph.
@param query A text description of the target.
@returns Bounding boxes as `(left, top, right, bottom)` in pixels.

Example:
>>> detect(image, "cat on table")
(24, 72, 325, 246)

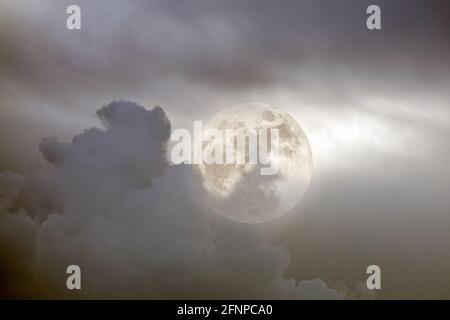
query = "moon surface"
(195, 103, 313, 223)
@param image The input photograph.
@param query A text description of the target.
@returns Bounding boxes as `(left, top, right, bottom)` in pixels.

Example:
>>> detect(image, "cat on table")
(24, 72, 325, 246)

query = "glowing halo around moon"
(194, 103, 313, 224)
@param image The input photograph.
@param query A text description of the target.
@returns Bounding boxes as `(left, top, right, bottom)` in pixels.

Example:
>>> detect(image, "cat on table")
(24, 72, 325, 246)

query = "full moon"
(195, 103, 313, 223)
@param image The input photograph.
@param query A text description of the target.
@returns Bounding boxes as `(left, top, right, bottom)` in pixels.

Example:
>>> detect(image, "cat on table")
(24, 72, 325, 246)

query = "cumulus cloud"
(0, 101, 342, 299)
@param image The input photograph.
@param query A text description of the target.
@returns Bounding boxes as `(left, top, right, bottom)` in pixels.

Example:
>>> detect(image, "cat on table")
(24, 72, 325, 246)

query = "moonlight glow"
(195, 103, 313, 223)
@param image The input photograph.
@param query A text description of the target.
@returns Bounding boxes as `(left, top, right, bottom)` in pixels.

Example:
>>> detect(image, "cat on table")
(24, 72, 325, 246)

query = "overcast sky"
(1, 0, 450, 298)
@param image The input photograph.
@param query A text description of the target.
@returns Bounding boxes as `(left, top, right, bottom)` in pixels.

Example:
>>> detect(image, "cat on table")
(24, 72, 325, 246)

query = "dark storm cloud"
(1, 0, 449, 96)
(1, 0, 449, 143)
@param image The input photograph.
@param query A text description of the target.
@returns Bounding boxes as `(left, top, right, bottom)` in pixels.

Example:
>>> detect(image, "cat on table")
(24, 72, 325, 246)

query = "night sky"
(1, 0, 450, 298)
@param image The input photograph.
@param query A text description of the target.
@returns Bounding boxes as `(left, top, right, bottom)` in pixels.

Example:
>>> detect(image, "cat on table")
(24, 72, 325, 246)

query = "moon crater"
(195, 103, 313, 223)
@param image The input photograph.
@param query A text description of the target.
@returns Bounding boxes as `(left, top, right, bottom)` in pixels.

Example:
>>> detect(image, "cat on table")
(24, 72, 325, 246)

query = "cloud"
(0, 101, 342, 299)
(1, 0, 449, 176)
(2, 0, 449, 299)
